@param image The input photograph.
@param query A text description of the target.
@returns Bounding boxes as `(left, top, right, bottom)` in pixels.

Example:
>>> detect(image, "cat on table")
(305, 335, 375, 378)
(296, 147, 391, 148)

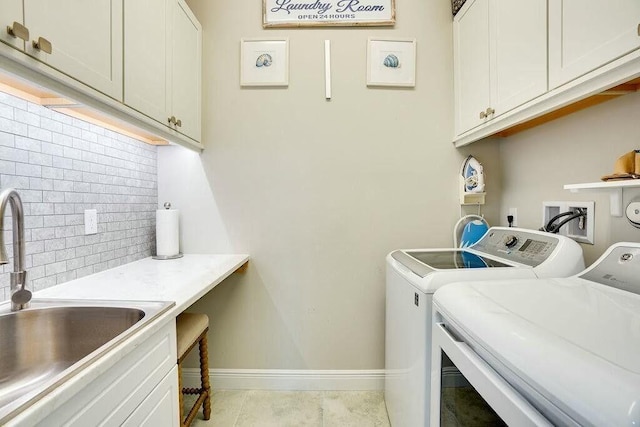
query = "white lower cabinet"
(123, 366, 179, 427)
(30, 320, 178, 427)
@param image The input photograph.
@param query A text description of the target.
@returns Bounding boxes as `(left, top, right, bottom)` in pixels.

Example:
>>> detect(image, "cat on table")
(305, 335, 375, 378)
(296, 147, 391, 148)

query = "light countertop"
(35, 254, 249, 315)
(7, 253, 249, 425)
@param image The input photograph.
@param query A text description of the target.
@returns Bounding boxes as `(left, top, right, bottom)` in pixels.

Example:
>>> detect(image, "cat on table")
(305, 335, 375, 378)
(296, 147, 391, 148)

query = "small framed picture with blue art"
(241, 38, 289, 87)
(367, 38, 416, 87)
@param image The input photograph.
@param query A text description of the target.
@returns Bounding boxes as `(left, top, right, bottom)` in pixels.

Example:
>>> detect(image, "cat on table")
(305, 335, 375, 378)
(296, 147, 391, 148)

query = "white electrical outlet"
(542, 201, 594, 244)
(85, 209, 97, 235)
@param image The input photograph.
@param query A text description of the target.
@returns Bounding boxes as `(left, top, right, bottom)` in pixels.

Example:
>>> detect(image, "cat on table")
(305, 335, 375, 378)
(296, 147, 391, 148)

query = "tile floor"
(185, 390, 391, 427)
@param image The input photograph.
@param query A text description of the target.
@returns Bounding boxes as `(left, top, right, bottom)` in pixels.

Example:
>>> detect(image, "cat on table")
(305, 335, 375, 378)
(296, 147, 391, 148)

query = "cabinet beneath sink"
(7, 319, 179, 427)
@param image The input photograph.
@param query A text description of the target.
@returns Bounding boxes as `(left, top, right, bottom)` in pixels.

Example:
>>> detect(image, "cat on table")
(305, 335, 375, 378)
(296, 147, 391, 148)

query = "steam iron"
(461, 155, 485, 193)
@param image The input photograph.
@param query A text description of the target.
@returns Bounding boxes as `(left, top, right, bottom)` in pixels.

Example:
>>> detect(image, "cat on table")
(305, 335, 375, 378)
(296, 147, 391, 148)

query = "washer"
(385, 226, 585, 427)
(430, 241, 640, 426)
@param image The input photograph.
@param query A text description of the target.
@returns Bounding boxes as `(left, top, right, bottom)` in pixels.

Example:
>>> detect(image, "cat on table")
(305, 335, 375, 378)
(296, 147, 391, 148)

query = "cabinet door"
(0, 0, 25, 50)
(124, 0, 172, 125)
(490, 0, 546, 115)
(171, 0, 202, 142)
(122, 366, 179, 427)
(454, 0, 491, 135)
(23, 0, 123, 100)
(35, 321, 177, 426)
(549, 0, 640, 89)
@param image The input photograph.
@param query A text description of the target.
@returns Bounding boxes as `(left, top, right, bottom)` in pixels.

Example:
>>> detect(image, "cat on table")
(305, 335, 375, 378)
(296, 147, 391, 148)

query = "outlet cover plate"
(542, 201, 594, 244)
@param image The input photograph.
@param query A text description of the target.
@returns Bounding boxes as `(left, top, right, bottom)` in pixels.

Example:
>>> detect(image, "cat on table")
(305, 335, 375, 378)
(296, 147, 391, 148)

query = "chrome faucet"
(0, 188, 30, 311)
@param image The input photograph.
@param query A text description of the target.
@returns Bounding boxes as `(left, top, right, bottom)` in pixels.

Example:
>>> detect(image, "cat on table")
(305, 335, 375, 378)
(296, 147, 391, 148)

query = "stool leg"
(199, 334, 212, 420)
(178, 362, 185, 427)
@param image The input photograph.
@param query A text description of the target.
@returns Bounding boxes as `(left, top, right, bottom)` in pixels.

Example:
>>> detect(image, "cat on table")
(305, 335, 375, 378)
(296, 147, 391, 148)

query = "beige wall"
(159, 0, 501, 370)
(498, 91, 640, 264)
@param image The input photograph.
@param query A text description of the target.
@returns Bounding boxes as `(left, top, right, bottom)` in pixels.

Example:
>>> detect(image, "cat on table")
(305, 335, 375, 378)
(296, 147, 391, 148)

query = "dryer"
(430, 241, 640, 426)
(385, 227, 585, 427)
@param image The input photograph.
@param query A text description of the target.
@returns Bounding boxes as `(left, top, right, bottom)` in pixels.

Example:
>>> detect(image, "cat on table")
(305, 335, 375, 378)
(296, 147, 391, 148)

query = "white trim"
(182, 369, 385, 391)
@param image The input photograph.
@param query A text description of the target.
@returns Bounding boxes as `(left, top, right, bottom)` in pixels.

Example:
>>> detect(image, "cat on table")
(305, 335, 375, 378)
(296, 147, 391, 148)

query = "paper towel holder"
(153, 201, 184, 260)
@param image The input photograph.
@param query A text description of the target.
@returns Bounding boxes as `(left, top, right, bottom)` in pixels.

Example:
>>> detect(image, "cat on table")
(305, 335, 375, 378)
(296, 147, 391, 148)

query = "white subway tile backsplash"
(0, 132, 14, 147)
(40, 117, 63, 133)
(15, 109, 40, 127)
(42, 166, 64, 180)
(16, 163, 42, 178)
(0, 146, 29, 163)
(0, 117, 27, 136)
(62, 146, 82, 160)
(0, 161, 15, 175)
(28, 126, 52, 142)
(52, 156, 73, 169)
(29, 151, 53, 167)
(2, 175, 29, 188)
(26, 103, 50, 118)
(15, 136, 41, 152)
(0, 104, 13, 120)
(41, 189, 63, 201)
(0, 90, 157, 300)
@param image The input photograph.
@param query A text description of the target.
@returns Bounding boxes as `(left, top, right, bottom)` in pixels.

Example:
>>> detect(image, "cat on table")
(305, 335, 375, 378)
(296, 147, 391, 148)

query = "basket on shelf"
(451, 0, 467, 16)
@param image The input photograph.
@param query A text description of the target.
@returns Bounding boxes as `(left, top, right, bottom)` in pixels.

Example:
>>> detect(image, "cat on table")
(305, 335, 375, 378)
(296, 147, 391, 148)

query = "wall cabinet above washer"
(454, 0, 547, 136)
(549, 0, 640, 89)
(124, 0, 202, 142)
(455, 0, 640, 146)
(0, 0, 123, 101)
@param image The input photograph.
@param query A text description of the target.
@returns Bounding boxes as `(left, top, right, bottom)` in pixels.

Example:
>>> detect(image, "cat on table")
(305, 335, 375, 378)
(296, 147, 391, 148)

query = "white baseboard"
(182, 369, 385, 391)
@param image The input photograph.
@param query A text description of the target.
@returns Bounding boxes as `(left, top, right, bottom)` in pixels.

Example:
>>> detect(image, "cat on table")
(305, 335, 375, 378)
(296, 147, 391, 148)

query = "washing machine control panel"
(472, 228, 559, 267)
(580, 244, 640, 294)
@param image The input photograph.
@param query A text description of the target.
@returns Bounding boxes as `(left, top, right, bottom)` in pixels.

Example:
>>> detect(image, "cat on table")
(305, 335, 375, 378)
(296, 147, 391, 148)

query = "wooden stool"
(176, 312, 211, 427)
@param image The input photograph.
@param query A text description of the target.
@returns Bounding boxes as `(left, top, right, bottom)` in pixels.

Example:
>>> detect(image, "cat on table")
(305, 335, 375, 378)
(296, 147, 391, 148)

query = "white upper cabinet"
(549, 0, 640, 89)
(124, 0, 201, 142)
(124, 0, 173, 126)
(454, 0, 547, 136)
(454, 0, 491, 135)
(171, 0, 202, 142)
(23, 0, 123, 100)
(490, 0, 547, 117)
(0, 1, 25, 51)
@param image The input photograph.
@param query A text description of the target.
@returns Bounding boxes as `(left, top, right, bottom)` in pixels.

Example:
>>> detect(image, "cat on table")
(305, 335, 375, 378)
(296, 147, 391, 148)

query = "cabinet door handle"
(175, 118, 182, 128)
(637, 23, 640, 36)
(32, 36, 52, 54)
(479, 110, 487, 119)
(485, 107, 495, 116)
(168, 116, 176, 125)
(6, 22, 29, 41)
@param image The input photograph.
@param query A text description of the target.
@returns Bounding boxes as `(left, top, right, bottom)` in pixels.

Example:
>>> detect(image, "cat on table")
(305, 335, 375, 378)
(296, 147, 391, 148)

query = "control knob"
(504, 235, 518, 249)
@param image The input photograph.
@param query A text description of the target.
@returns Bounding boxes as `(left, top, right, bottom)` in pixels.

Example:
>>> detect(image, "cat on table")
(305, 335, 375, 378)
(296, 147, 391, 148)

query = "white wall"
(498, 91, 640, 264)
(158, 0, 502, 371)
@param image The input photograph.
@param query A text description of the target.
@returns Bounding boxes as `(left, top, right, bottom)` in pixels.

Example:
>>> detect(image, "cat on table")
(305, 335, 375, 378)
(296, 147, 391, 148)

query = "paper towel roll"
(156, 208, 180, 256)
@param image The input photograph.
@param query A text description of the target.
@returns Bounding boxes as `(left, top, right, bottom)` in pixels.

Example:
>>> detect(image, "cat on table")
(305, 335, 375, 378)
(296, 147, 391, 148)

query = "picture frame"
(240, 38, 289, 87)
(366, 38, 416, 87)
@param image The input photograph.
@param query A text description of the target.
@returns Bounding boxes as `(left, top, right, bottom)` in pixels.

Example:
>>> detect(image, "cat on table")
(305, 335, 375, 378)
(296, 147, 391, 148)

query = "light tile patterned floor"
(186, 390, 390, 427)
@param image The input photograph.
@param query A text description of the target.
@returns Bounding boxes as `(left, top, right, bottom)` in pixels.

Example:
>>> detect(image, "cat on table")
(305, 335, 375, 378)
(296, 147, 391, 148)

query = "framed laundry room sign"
(263, 0, 396, 27)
